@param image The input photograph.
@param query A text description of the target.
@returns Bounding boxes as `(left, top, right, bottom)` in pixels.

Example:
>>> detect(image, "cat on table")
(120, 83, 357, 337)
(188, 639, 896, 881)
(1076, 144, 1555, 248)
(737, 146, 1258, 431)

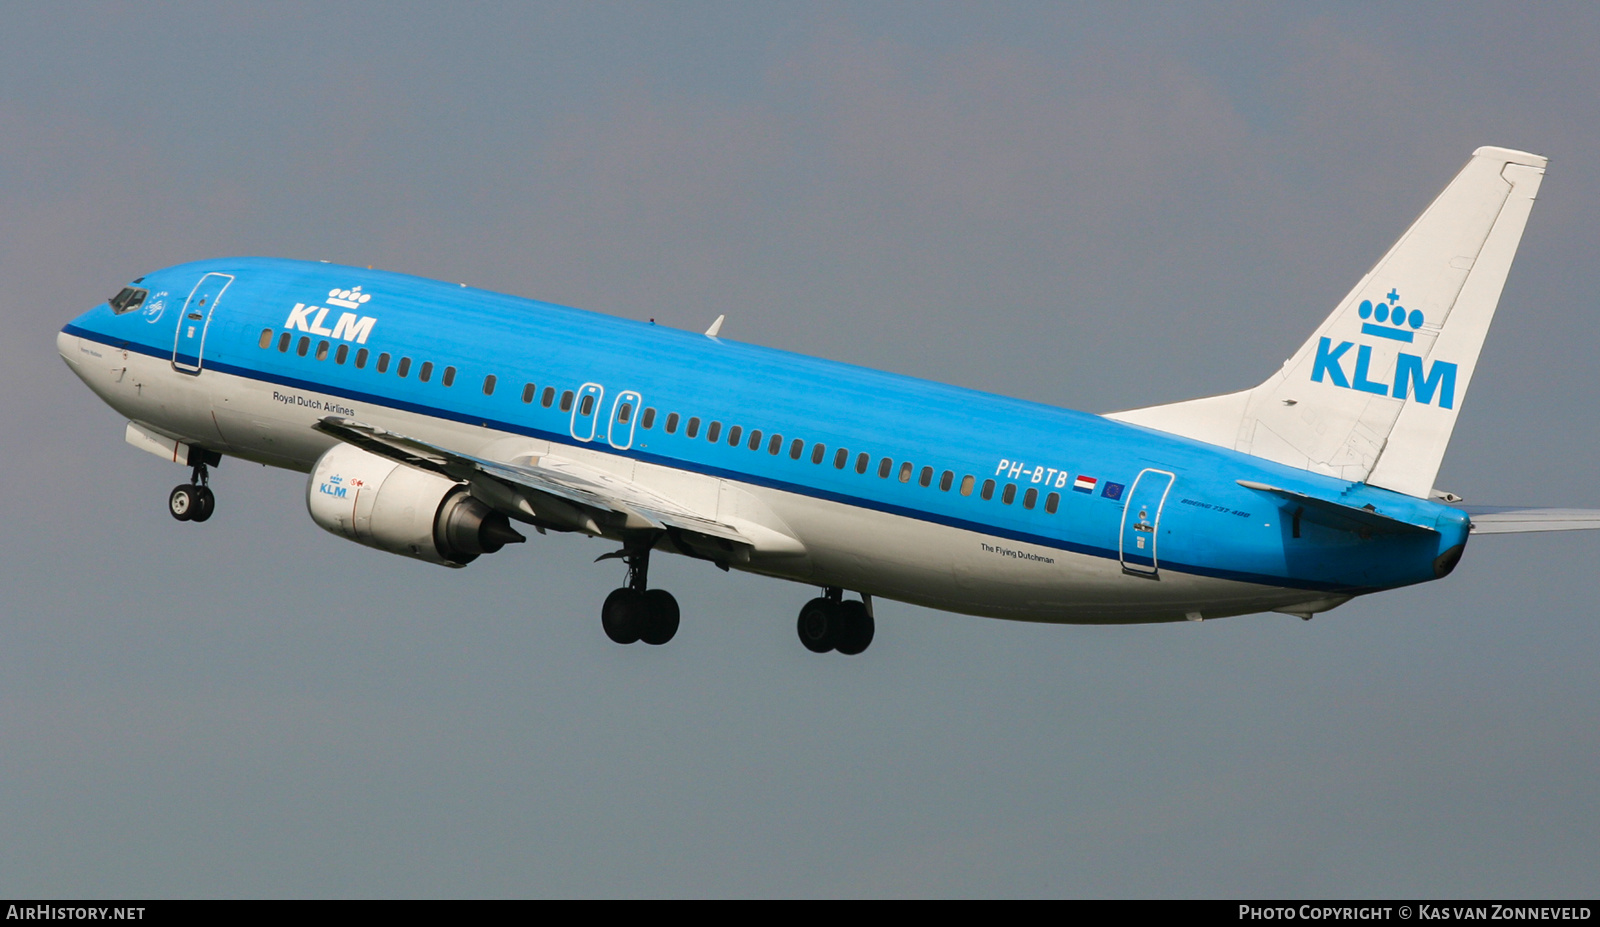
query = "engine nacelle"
(307, 444, 524, 567)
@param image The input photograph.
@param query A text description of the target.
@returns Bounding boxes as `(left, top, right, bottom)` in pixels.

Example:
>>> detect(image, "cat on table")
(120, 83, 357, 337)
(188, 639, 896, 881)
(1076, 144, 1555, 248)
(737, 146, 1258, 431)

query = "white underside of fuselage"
(60, 332, 1333, 624)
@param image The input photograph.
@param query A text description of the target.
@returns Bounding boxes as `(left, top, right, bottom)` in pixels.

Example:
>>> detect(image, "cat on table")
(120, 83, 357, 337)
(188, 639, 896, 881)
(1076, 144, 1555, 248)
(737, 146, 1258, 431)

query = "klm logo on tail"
(1311, 290, 1457, 408)
(285, 286, 377, 344)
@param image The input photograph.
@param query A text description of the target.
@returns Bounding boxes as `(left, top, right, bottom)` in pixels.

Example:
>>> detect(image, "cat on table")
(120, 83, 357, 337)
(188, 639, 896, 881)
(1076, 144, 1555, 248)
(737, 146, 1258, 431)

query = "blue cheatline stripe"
(65, 324, 1362, 595)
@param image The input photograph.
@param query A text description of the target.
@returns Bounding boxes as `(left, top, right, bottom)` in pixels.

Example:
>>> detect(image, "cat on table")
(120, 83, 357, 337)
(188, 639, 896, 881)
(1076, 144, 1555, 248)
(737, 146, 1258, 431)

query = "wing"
(1456, 506, 1600, 535)
(312, 417, 778, 565)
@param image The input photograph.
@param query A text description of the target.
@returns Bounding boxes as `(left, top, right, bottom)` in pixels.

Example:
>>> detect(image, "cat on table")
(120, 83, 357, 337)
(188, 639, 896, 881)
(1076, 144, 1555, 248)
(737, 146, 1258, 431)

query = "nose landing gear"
(168, 457, 216, 523)
(797, 588, 874, 655)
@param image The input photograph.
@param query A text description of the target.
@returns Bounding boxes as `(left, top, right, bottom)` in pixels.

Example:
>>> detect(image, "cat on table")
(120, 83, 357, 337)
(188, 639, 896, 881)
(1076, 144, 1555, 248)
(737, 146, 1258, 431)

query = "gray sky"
(4, 2, 1599, 897)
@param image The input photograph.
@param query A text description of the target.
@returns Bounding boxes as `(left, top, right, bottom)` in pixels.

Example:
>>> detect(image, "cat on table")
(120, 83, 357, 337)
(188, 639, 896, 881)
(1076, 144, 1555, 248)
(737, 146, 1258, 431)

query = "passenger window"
(355, 348, 369, 369)
(580, 394, 595, 416)
(961, 475, 975, 496)
(707, 421, 721, 442)
(878, 458, 892, 478)
(278, 332, 291, 352)
(419, 361, 433, 382)
(442, 367, 456, 387)
(542, 387, 556, 408)
(748, 429, 762, 451)
(855, 452, 869, 474)
(769, 434, 782, 455)
(483, 374, 496, 396)
(1046, 492, 1060, 514)
(834, 448, 849, 469)
(790, 439, 804, 460)
(919, 466, 933, 487)
(811, 443, 826, 464)
(619, 403, 632, 423)
(686, 417, 701, 438)
(641, 408, 656, 429)
(1002, 484, 1017, 505)
(522, 383, 535, 403)
(294, 336, 308, 357)
(560, 390, 574, 412)
(898, 462, 913, 483)
(726, 424, 740, 446)
(1023, 488, 1038, 509)
(258, 329, 273, 349)
(397, 357, 411, 378)
(939, 471, 953, 492)
(335, 344, 349, 364)
(315, 341, 330, 361)
(981, 479, 995, 501)
(377, 352, 391, 373)
(666, 412, 680, 434)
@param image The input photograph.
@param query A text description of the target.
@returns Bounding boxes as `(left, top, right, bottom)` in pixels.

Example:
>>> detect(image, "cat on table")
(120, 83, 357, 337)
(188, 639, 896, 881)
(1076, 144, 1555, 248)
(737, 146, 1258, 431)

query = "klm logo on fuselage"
(1311, 290, 1457, 409)
(286, 286, 377, 344)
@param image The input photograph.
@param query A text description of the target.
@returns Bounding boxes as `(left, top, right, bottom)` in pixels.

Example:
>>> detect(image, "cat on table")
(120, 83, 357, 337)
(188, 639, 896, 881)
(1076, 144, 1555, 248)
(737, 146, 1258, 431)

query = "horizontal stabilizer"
(1458, 506, 1600, 534)
(1237, 480, 1438, 536)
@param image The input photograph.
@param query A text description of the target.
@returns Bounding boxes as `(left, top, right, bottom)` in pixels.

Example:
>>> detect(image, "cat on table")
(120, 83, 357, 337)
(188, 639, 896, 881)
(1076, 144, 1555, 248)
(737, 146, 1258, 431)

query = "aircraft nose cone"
(57, 329, 82, 368)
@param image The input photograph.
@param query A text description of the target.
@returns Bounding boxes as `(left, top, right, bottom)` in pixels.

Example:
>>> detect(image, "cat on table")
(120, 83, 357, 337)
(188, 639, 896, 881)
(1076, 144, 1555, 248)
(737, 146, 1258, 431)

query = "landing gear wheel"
(168, 485, 197, 522)
(834, 600, 875, 655)
(639, 589, 680, 645)
(602, 588, 645, 644)
(599, 538, 683, 646)
(190, 486, 216, 523)
(797, 597, 837, 653)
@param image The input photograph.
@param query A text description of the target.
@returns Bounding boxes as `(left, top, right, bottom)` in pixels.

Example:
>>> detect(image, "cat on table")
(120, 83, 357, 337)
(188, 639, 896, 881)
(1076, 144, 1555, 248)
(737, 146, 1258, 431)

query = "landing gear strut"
(168, 458, 216, 523)
(599, 539, 680, 645)
(797, 588, 874, 655)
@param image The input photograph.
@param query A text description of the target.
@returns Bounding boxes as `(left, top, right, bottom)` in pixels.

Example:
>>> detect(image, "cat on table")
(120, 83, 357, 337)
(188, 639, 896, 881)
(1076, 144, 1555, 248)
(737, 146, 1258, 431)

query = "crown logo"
(1358, 289, 1423, 343)
(327, 286, 373, 310)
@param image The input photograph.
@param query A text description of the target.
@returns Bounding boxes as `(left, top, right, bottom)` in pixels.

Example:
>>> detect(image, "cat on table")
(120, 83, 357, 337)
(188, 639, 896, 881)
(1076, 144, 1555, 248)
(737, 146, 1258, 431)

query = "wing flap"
(313, 417, 755, 548)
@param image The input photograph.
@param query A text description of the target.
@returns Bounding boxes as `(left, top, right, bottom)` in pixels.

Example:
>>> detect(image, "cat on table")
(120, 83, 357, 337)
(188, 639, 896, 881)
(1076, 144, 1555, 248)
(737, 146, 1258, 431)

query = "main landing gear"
(797, 588, 875, 655)
(168, 458, 216, 523)
(599, 541, 680, 646)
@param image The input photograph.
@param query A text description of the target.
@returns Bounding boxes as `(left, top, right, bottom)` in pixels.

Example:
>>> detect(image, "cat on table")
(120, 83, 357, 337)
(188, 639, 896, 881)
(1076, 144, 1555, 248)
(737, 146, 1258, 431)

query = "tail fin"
(1107, 146, 1546, 498)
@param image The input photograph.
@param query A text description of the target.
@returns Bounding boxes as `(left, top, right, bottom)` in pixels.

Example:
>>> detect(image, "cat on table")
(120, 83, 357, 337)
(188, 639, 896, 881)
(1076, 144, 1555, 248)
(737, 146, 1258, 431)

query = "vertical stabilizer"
(1108, 146, 1546, 497)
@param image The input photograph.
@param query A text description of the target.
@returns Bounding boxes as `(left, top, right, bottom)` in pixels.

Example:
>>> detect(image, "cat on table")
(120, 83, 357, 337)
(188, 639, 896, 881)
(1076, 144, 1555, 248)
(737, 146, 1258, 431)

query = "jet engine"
(307, 443, 524, 567)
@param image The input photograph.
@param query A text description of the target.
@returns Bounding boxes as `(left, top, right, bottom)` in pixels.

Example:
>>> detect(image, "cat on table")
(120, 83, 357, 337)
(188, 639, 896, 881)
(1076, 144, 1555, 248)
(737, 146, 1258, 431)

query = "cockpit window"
(108, 287, 148, 314)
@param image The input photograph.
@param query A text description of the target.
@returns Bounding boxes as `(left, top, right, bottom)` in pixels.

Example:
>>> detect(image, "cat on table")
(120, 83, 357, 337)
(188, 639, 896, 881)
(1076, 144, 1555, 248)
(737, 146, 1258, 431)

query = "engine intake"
(307, 444, 524, 566)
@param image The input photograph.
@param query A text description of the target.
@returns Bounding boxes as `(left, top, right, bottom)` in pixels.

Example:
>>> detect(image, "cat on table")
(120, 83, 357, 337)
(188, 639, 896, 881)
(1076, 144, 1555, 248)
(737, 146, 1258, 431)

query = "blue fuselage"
(61, 257, 1471, 622)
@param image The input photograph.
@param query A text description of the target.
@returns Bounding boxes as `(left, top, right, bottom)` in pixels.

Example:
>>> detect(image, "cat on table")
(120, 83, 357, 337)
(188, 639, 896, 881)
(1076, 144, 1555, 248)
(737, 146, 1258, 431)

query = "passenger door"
(1119, 469, 1175, 576)
(172, 272, 233, 374)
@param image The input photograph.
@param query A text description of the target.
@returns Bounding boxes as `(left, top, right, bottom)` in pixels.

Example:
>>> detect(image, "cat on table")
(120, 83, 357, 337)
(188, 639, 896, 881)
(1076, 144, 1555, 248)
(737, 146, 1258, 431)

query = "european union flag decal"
(1101, 481, 1125, 501)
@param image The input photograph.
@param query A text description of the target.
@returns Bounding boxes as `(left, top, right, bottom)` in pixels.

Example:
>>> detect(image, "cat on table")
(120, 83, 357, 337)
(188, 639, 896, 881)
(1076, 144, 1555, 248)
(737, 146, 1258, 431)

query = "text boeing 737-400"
(58, 146, 1600, 655)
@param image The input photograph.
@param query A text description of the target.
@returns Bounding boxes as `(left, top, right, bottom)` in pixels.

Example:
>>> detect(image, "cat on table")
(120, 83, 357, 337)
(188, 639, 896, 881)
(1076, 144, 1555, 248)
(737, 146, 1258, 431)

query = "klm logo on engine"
(318, 473, 365, 499)
(285, 286, 377, 344)
(1311, 290, 1457, 409)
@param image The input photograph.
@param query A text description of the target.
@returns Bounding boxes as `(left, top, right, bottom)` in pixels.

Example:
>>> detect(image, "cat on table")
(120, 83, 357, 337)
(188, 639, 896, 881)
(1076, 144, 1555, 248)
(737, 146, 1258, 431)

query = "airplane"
(57, 146, 1600, 655)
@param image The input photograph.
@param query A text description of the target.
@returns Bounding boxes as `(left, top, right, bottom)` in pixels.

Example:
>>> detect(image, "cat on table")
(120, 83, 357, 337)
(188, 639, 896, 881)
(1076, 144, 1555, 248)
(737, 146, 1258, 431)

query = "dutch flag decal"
(1072, 474, 1097, 494)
